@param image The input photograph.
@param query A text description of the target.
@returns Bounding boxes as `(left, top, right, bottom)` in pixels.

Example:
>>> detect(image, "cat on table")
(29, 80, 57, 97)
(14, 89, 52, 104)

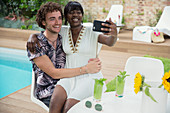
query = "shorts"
(57, 73, 106, 101)
(40, 96, 51, 107)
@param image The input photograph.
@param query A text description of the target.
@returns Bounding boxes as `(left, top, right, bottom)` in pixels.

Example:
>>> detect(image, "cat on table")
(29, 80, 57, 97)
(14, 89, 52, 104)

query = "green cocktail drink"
(94, 81, 103, 100)
(115, 71, 130, 98)
(93, 78, 106, 101)
(116, 78, 125, 97)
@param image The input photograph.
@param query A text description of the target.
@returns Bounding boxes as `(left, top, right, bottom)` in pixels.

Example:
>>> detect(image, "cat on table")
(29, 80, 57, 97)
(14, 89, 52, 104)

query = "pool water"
(0, 47, 32, 98)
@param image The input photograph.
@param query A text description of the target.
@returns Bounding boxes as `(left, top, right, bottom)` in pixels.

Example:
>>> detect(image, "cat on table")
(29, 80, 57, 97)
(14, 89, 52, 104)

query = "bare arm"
(98, 18, 117, 46)
(33, 55, 101, 79)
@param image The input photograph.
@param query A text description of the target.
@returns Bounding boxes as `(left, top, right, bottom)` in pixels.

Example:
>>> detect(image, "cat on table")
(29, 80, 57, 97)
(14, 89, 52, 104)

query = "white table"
(68, 91, 170, 113)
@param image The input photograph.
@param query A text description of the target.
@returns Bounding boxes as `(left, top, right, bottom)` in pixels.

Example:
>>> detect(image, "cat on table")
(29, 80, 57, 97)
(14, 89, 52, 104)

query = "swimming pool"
(0, 47, 32, 98)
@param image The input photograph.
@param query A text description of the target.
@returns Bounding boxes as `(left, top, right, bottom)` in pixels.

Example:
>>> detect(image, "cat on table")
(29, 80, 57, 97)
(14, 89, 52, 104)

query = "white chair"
(124, 56, 164, 93)
(31, 71, 49, 112)
(105, 5, 123, 33)
(156, 6, 170, 36)
(133, 6, 170, 42)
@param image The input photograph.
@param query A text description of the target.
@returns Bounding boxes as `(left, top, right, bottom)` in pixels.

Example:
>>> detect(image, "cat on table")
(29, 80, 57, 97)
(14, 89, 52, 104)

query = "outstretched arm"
(98, 18, 117, 46)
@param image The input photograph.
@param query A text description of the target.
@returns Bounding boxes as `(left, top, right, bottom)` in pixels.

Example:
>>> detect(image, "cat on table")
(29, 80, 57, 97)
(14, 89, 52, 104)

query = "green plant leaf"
(143, 83, 151, 88)
(118, 71, 130, 80)
(119, 71, 123, 75)
(122, 71, 126, 75)
(145, 87, 157, 103)
(158, 84, 163, 88)
(106, 77, 116, 92)
(119, 71, 126, 76)
(28, 25, 32, 29)
(122, 74, 130, 80)
(95, 78, 107, 86)
(21, 25, 27, 29)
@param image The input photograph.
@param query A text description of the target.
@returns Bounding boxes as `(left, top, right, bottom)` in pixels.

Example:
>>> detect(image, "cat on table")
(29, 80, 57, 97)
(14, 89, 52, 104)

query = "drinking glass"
(115, 77, 125, 98)
(93, 79, 104, 101)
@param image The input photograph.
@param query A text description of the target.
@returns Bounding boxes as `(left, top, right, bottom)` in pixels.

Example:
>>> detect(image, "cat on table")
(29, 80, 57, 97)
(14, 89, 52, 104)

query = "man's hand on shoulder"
(27, 33, 40, 53)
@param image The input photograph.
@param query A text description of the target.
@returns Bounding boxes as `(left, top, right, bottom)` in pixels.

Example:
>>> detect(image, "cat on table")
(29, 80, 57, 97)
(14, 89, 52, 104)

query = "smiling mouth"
(72, 18, 79, 22)
(53, 25, 60, 28)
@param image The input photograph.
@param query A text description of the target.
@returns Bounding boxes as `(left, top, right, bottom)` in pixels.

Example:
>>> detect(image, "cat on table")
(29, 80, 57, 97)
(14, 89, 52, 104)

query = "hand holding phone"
(92, 20, 111, 33)
(92, 20, 124, 33)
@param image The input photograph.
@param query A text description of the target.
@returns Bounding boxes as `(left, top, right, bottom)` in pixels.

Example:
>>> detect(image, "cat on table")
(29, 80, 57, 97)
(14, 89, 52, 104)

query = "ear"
(42, 20, 46, 26)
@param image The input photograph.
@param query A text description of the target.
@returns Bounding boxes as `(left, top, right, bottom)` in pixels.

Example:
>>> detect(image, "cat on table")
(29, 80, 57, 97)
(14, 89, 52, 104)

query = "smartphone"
(92, 20, 110, 33)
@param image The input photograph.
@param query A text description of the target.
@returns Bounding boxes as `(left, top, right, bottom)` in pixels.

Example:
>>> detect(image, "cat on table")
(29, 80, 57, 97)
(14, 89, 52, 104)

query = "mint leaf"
(95, 78, 107, 85)
(122, 71, 126, 75)
(118, 71, 130, 80)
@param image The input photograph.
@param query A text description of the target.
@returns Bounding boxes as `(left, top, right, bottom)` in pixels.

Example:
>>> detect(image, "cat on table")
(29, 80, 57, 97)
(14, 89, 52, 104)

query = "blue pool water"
(0, 47, 32, 98)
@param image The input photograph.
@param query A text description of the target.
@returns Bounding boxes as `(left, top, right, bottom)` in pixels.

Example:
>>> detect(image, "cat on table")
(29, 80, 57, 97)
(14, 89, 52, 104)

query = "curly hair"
(36, 2, 63, 29)
(64, 1, 84, 25)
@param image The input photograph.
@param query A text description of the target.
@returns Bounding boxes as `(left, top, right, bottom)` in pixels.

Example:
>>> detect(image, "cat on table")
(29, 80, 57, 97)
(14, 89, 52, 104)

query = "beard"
(46, 26, 59, 34)
(44, 21, 60, 34)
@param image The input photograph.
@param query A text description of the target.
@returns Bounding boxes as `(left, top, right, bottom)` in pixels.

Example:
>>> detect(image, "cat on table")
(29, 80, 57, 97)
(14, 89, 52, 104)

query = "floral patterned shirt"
(27, 31, 66, 99)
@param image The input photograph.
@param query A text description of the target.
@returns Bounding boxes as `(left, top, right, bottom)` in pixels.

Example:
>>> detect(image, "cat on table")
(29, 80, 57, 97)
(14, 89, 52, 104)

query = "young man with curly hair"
(27, 2, 101, 108)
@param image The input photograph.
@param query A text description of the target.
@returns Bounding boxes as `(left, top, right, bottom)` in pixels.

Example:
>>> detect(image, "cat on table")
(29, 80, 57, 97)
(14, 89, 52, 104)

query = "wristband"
(85, 65, 88, 74)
